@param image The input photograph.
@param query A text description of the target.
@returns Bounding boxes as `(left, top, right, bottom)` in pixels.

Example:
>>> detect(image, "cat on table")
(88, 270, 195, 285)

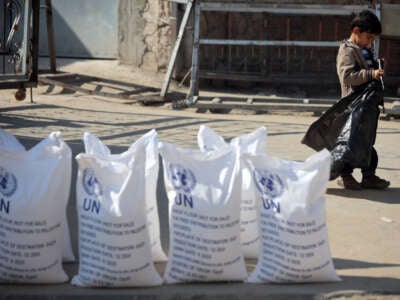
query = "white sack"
(0, 129, 25, 151)
(245, 149, 340, 283)
(198, 126, 267, 258)
(0, 131, 70, 283)
(0, 129, 75, 263)
(160, 142, 247, 283)
(82, 130, 166, 262)
(72, 132, 162, 287)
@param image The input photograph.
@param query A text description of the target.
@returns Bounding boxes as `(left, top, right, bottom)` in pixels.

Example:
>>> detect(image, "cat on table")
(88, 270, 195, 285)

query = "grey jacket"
(336, 40, 375, 97)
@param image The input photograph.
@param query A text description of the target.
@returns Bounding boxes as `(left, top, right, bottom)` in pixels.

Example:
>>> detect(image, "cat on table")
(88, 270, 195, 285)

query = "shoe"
(337, 175, 362, 190)
(361, 175, 390, 190)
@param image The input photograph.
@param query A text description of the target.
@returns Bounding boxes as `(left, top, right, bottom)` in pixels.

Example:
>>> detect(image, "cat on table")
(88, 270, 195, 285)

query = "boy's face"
(352, 27, 378, 47)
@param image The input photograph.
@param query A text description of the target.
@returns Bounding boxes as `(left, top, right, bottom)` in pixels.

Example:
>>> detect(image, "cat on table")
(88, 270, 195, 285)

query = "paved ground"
(0, 59, 399, 299)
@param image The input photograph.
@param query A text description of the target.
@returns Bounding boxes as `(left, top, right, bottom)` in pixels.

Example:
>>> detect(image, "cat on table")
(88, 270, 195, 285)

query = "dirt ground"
(0, 58, 399, 299)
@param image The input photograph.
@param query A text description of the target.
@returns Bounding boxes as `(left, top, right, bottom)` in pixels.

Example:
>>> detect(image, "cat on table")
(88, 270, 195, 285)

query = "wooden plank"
(42, 73, 159, 90)
(41, 72, 79, 80)
(193, 102, 330, 113)
(160, 0, 193, 99)
(39, 77, 137, 100)
(195, 95, 337, 105)
(167, 0, 189, 4)
(29, 0, 40, 85)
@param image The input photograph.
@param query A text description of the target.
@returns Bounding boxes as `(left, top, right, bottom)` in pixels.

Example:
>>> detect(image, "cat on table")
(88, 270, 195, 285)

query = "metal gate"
(0, 0, 39, 96)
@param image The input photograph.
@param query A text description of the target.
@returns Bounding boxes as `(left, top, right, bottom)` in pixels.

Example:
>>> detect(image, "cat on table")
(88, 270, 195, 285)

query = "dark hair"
(351, 10, 382, 34)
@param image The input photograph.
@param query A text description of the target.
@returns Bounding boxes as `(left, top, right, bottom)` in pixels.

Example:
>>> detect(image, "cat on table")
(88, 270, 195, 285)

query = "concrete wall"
(118, 0, 173, 72)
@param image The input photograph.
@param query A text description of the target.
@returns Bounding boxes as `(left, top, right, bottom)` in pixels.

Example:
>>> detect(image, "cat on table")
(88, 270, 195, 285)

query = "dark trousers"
(341, 147, 378, 178)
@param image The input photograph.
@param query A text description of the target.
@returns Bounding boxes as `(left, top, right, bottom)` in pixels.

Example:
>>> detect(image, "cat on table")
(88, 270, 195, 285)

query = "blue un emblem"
(169, 164, 196, 193)
(0, 167, 17, 197)
(253, 169, 284, 199)
(82, 168, 103, 197)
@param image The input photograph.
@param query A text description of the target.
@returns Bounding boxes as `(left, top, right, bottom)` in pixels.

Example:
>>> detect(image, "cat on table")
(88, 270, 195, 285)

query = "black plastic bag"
(302, 81, 383, 179)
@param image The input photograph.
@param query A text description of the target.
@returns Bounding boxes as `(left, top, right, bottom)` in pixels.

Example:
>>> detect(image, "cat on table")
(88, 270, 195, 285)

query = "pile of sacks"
(0, 127, 340, 286)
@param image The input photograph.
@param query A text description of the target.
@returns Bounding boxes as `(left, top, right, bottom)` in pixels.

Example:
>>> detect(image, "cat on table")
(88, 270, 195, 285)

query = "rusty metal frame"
(187, 1, 371, 104)
(0, 0, 39, 90)
(160, 0, 193, 99)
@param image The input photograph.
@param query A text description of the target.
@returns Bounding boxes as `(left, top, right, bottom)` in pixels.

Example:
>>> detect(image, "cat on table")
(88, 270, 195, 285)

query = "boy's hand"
(373, 69, 384, 80)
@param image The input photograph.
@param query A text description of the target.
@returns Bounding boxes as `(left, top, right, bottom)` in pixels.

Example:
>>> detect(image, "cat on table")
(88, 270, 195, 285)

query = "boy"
(336, 10, 390, 190)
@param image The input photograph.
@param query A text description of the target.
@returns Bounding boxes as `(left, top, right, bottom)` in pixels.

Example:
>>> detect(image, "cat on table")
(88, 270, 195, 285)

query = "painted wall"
(39, 0, 118, 58)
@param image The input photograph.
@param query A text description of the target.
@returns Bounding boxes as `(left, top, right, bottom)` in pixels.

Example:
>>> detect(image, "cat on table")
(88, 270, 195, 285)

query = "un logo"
(0, 167, 17, 197)
(82, 168, 103, 197)
(169, 164, 196, 193)
(253, 169, 284, 199)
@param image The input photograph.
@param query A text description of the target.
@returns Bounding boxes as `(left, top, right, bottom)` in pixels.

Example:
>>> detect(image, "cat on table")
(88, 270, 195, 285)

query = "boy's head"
(350, 10, 382, 47)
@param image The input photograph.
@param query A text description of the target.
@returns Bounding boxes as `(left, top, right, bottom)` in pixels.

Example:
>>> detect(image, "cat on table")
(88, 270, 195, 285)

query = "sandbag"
(0, 129, 25, 151)
(0, 129, 75, 263)
(245, 149, 340, 283)
(71, 132, 162, 287)
(160, 141, 247, 283)
(0, 131, 71, 283)
(197, 125, 267, 258)
(83, 130, 166, 262)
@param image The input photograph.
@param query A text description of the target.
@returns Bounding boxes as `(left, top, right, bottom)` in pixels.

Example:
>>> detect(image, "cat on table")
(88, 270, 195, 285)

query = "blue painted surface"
(39, 0, 118, 58)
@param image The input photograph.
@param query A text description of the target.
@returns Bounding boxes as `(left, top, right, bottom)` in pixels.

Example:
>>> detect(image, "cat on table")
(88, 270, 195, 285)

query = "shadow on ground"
(1, 270, 400, 300)
(333, 258, 400, 270)
(326, 187, 399, 204)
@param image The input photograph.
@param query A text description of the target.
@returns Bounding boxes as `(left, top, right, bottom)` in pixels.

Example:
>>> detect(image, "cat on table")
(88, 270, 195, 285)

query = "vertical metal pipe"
(374, 0, 381, 58)
(2, 1, 6, 74)
(161, 0, 193, 98)
(21, 0, 30, 75)
(171, 2, 179, 77)
(30, 0, 40, 83)
(187, 0, 200, 103)
(45, 0, 56, 73)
